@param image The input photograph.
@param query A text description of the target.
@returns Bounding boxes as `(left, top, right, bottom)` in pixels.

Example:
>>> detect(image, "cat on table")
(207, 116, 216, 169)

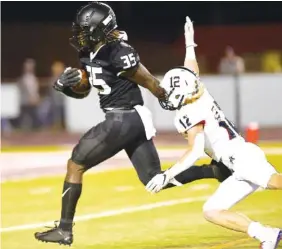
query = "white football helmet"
(159, 67, 201, 110)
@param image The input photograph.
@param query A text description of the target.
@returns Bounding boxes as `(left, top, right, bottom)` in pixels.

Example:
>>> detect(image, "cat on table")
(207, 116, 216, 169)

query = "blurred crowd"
(2, 59, 66, 135)
(1, 45, 282, 135)
(218, 46, 282, 75)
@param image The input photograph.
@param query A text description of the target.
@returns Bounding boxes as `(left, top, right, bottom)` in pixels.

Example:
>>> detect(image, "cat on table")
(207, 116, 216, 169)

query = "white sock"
(248, 222, 268, 242)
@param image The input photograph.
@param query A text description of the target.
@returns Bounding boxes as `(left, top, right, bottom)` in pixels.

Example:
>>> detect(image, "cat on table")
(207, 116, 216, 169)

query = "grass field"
(1, 155, 282, 249)
(2, 142, 282, 152)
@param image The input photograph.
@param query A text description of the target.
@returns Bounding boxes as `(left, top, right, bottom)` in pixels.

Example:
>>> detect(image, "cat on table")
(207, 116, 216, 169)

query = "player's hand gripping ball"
(70, 69, 91, 94)
(57, 67, 91, 94)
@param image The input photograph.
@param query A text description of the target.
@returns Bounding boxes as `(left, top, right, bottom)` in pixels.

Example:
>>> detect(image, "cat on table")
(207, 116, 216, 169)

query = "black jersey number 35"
(86, 66, 111, 95)
(121, 53, 137, 69)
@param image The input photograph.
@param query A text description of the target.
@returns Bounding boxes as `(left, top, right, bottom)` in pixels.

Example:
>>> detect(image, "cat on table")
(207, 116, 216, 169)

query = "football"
(71, 69, 91, 94)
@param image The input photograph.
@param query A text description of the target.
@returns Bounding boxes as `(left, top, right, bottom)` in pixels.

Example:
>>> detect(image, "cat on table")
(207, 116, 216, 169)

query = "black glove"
(53, 68, 81, 92)
(58, 68, 81, 87)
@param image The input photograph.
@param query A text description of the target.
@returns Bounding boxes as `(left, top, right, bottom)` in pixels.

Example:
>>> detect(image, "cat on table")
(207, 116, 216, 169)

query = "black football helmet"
(70, 2, 118, 52)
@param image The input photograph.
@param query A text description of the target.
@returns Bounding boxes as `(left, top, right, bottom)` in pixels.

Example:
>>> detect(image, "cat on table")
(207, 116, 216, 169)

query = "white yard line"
(0, 196, 209, 233)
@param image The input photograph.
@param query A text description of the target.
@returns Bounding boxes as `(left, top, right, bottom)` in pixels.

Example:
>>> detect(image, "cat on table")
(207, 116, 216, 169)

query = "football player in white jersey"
(145, 16, 282, 249)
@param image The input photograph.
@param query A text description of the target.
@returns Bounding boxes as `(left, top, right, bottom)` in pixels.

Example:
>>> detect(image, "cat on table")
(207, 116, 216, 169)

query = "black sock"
(174, 165, 214, 185)
(59, 181, 82, 231)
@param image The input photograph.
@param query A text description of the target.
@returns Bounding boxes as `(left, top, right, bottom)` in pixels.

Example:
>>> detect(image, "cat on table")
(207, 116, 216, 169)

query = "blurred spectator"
(1, 119, 13, 136)
(219, 46, 245, 75)
(18, 58, 40, 130)
(40, 61, 65, 130)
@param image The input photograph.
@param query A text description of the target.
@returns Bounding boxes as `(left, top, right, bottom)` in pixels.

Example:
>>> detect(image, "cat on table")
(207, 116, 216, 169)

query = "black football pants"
(71, 109, 161, 184)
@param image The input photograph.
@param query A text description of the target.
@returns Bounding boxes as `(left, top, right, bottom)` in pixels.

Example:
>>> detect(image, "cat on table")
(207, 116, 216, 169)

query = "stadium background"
(1, 2, 282, 249)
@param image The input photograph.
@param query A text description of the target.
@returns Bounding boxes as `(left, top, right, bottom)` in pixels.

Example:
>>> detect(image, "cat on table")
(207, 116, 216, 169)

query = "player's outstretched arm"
(123, 63, 167, 100)
(167, 123, 205, 177)
(112, 42, 167, 100)
(184, 16, 199, 76)
(145, 123, 205, 193)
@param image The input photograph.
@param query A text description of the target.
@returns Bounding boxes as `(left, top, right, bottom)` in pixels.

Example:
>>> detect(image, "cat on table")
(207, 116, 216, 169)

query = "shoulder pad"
(111, 41, 140, 74)
(174, 104, 206, 133)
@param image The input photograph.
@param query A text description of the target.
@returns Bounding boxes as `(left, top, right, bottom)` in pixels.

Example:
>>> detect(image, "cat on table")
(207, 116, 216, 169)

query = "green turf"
(258, 142, 282, 148)
(1, 156, 282, 249)
(0, 145, 70, 153)
(2, 141, 282, 152)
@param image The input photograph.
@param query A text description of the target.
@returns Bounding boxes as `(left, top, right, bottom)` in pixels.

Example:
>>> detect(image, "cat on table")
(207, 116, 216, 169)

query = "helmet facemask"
(70, 23, 105, 52)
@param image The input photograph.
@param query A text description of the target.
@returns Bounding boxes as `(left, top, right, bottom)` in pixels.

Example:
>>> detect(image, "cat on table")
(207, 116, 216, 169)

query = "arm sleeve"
(166, 133, 205, 178)
(111, 42, 140, 76)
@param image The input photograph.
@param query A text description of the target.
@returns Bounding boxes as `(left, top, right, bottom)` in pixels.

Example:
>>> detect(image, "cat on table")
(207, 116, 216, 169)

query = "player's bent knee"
(203, 200, 226, 222)
(67, 159, 85, 172)
(71, 145, 88, 167)
(203, 199, 217, 213)
(267, 173, 282, 190)
(65, 159, 85, 182)
(203, 209, 222, 222)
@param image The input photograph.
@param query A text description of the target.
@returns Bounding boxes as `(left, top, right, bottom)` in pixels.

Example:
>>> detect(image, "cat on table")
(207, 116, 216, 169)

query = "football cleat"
(260, 229, 281, 249)
(34, 221, 73, 246)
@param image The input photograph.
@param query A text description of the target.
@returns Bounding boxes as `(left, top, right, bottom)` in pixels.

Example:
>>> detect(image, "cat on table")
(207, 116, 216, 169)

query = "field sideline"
(2, 146, 282, 182)
(1, 145, 282, 249)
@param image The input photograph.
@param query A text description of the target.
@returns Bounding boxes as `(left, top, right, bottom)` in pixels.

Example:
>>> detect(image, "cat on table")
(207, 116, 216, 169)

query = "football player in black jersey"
(34, 2, 232, 245)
